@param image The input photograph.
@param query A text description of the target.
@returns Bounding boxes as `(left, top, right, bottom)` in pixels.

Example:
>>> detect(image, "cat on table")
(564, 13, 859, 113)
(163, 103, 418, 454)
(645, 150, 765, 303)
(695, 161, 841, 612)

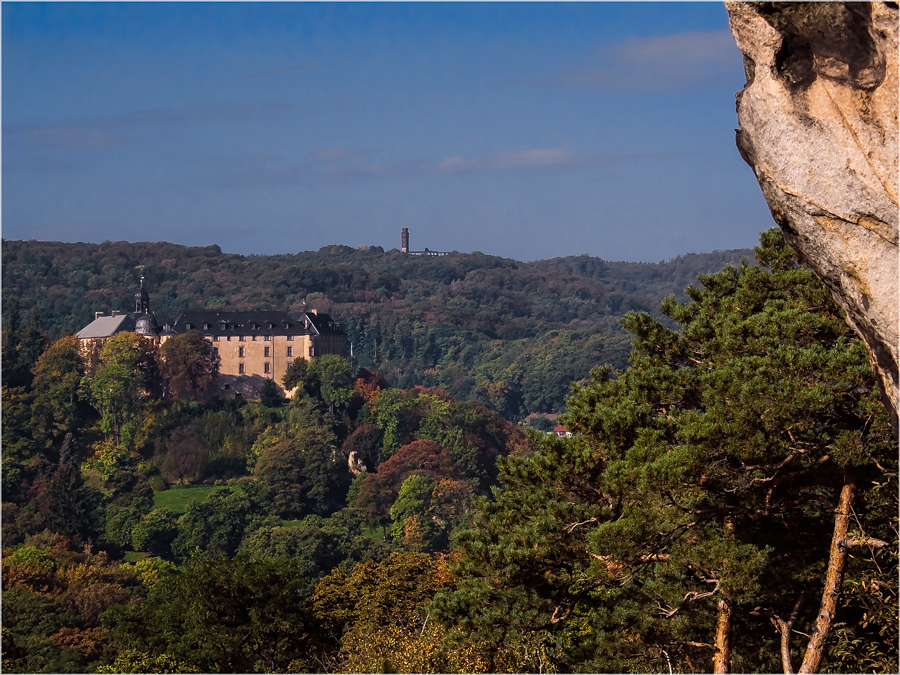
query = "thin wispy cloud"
(206, 147, 682, 188)
(542, 29, 742, 93)
(432, 149, 599, 175)
(3, 101, 305, 150)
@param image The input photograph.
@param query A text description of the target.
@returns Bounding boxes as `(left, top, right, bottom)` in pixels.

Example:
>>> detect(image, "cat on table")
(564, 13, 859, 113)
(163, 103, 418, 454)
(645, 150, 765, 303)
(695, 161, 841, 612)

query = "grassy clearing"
(123, 551, 150, 563)
(152, 485, 229, 514)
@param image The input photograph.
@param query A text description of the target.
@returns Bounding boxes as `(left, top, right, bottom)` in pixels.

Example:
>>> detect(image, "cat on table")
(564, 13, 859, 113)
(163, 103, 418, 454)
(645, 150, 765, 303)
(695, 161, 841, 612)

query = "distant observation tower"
(399, 227, 450, 256)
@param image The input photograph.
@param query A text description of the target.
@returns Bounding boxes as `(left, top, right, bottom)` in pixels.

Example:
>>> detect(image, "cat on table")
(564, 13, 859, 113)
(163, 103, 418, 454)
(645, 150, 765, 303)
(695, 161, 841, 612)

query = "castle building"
(76, 279, 347, 398)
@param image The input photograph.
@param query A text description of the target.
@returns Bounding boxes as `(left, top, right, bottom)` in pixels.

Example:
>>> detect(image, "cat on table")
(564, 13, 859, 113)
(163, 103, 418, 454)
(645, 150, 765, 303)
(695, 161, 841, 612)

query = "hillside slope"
(1, 239, 752, 416)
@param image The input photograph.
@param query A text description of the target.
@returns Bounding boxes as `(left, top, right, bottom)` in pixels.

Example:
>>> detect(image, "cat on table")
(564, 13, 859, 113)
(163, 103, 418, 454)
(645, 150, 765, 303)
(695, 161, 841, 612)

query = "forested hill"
(2, 238, 752, 417)
(532, 248, 755, 305)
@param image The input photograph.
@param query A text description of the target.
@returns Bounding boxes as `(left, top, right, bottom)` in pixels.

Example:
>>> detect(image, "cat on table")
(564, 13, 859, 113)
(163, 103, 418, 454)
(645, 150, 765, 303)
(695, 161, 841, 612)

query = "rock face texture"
(726, 2, 899, 424)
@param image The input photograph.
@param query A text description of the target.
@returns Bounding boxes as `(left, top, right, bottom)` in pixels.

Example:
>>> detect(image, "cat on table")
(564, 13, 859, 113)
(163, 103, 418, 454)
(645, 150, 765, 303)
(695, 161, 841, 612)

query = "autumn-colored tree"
(158, 331, 219, 401)
(356, 439, 462, 536)
(2, 535, 140, 673)
(308, 552, 453, 672)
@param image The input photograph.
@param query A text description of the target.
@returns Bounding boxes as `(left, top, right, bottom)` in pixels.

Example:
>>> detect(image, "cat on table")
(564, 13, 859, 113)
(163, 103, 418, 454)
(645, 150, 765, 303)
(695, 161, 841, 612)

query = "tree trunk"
(713, 597, 732, 674)
(798, 471, 857, 674)
(772, 593, 804, 673)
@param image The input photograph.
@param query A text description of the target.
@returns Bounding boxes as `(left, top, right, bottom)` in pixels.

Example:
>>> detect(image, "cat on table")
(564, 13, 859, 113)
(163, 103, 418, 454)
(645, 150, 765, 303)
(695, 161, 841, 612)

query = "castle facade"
(76, 281, 347, 398)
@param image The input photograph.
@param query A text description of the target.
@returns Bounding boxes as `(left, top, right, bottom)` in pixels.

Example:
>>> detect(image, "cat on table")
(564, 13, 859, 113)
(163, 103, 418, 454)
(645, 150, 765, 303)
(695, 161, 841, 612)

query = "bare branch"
(657, 579, 721, 618)
(565, 517, 597, 533)
(840, 536, 889, 549)
(666, 641, 716, 650)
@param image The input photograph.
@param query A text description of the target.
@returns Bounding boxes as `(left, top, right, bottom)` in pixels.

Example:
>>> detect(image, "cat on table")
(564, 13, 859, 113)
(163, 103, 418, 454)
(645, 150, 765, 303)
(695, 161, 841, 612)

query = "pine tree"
(434, 229, 897, 673)
(2, 296, 24, 387)
(43, 463, 101, 546)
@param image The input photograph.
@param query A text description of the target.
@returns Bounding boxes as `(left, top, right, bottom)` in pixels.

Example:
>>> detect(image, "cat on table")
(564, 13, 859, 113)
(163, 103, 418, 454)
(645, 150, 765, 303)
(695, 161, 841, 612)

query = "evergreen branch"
(544, 578, 606, 627)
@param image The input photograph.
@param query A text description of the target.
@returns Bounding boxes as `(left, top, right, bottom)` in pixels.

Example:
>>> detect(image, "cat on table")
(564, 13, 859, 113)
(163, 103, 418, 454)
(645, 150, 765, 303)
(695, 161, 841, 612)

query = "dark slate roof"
(301, 312, 345, 336)
(76, 307, 346, 340)
(134, 313, 159, 336)
(159, 310, 344, 337)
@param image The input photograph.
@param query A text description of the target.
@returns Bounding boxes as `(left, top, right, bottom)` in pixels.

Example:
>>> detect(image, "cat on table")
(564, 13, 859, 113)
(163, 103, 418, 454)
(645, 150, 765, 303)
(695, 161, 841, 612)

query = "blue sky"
(2, 2, 774, 262)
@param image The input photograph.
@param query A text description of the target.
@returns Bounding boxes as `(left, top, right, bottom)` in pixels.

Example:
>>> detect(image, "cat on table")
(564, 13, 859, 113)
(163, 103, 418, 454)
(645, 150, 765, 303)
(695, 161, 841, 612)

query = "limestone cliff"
(726, 2, 899, 423)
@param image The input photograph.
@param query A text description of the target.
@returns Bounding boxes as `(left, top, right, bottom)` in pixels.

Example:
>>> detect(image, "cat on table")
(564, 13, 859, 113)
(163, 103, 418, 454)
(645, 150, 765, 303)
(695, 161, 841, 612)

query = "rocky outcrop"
(726, 2, 899, 424)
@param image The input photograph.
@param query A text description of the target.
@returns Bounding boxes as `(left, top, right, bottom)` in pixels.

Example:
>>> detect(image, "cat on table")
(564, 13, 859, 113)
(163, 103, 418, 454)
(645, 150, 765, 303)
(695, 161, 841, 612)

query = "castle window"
(226, 336, 231, 341)
(238, 335, 245, 342)
(238, 363, 245, 374)
(203, 323, 210, 330)
(264, 335, 271, 341)
(309, 346, 315, 357)
(213, 347, 219, 357)
(238, 347, 244, 358)
(264, 346, 270, 357)
(213, 335, 219, 342)
(286, 346, 293, 357)
(264, 363, 270, 374)
(286, 335, 293, 341)
(286, 359, 293, 366)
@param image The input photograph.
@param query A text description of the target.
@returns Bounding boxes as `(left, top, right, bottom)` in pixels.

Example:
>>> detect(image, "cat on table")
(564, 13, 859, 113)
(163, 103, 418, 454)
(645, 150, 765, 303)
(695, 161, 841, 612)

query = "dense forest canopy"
(1, 230, 895, 673)
(1, 238, 752, 417)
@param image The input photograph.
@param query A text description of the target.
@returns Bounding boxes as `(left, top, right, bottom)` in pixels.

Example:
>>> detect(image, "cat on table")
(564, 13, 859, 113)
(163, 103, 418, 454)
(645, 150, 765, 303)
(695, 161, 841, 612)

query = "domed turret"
(134, 313, 159, 336)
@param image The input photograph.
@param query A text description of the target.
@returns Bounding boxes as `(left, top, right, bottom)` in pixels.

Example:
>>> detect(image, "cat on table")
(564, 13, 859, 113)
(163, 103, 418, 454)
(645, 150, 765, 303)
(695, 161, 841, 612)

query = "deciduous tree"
(159, 331, 219, 401)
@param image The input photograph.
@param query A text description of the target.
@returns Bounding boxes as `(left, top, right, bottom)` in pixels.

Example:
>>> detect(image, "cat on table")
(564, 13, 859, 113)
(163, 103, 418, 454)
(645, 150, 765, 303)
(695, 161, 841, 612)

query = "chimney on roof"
(95, 311, 105, 320)
(308, 309, 318, 315)
(111, 310, 120, 317)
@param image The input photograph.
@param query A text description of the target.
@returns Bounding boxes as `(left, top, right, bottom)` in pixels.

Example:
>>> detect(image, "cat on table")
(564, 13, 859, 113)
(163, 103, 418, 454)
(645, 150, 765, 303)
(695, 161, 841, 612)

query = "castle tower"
(134, 274, 150, 314)
(401, 227, 409, 253)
